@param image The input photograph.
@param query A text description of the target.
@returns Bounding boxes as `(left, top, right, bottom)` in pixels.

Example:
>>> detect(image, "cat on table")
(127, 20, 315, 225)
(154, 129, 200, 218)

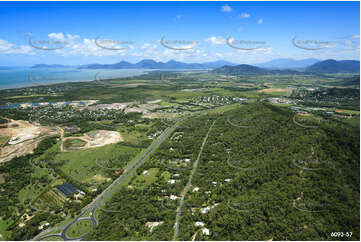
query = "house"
(168, 179, 176, 184)
(195, 221, 205, 227)
(170, 195, 178, 200)
(143, 170, 149, 175)
(200, 207, 210, 214)
(173, 174, 180, 178)
(192, 187, 199, 192)
(224, 179, 231, 182)
(145, 221, 164, 232)
(202, 228, 210, 235)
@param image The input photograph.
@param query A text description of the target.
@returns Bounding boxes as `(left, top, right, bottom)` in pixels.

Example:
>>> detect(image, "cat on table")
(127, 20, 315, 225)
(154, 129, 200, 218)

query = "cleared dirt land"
(0, 119, 57, 163)
(62, 130, 123, 152)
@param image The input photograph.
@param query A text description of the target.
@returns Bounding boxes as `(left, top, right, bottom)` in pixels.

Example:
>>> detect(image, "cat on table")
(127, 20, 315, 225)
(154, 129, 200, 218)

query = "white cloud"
(221, 4, 232, 12)
(240, 13, 250, 18)
(0, 39, 35, 55)
(205, 36, 226, 45)
(258, 18, 264, 24)
(176, 15, 183, 20)
(48, 33, 66, 41)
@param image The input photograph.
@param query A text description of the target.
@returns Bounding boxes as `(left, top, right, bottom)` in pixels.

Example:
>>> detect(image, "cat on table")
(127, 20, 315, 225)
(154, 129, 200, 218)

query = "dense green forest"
(85, 102, 359, 241)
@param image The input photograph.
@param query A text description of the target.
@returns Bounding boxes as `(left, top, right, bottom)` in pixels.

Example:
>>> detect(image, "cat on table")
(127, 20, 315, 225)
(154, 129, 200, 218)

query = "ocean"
(0, 68, 151, 90)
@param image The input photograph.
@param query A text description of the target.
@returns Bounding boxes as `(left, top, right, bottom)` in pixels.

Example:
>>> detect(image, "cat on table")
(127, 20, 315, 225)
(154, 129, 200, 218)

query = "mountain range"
(76, 59, 236, 70)
(211, 64, 301, 75)
(29, 59, 360, 74)
(304, 59, 360, 73)
(212, 59, 360, 75)
(255, 58, 321, 69)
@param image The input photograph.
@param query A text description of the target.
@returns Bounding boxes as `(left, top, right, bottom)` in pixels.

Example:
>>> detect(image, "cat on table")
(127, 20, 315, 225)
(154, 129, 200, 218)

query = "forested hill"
(305, 59, 360, 74)
(212, 64, 300, 75)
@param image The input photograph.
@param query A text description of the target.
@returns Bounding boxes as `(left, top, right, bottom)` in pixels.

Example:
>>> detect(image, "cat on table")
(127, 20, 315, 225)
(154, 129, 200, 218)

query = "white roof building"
(202, 228, 210, 235)
(192, 187, 200, 192)
(170, 195, 178, 200)
(143, 170, 148, 175)
(168, 179, 176, 184)
(195, 221, 205, 227)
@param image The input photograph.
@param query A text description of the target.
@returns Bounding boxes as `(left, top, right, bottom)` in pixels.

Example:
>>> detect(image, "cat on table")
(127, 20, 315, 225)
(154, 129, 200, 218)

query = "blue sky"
(0, 1, 359, 66)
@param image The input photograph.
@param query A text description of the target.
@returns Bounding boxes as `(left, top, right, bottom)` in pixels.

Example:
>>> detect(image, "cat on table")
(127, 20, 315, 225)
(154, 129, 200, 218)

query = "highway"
(36, 119, 181, 241)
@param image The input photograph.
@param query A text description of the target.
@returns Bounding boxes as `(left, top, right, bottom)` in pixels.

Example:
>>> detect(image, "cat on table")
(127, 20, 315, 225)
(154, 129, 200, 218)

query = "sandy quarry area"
(0, 119, 57, 163)
(62, 130, 123, 151)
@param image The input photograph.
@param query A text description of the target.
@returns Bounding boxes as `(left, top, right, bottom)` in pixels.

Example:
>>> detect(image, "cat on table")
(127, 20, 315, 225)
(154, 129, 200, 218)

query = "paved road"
(172, 119, 217, 241)
(36, 120, 181, 241)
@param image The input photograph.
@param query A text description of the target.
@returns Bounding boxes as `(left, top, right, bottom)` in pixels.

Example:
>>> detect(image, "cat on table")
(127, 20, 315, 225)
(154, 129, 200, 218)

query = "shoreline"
(0, 68, 208, 91)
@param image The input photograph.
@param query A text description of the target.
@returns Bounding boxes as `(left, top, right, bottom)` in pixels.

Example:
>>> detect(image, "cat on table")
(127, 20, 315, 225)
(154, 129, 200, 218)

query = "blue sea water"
(0, 68, 150, 90)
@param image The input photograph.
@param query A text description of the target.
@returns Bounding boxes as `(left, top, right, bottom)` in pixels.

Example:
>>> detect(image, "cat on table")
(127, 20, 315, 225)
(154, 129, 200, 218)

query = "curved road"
(36, 120, 182, 241)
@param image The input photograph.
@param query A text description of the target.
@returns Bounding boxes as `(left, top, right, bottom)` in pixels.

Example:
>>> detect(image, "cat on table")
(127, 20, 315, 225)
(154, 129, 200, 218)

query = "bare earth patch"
(62, 130, 123, 151)
(297, 112, 311, 117)
(0, 119, 58, 163)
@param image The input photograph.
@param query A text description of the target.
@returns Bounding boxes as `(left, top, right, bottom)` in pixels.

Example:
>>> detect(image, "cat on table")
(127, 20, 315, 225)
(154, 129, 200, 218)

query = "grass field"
(55, 143, 142, 185)
(0, 217, 12, 241)
(131, 168, 159, 188)
(33, 189, 66, 211)
(18, 183, 48, 204)
(65, 220, 92, 238)
(42, 236, 63, 241)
